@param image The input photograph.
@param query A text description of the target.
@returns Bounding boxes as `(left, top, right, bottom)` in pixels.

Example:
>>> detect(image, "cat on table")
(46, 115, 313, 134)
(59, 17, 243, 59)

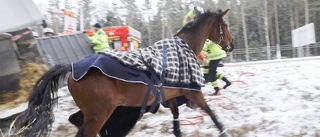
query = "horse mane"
(176, 9, 222, 35)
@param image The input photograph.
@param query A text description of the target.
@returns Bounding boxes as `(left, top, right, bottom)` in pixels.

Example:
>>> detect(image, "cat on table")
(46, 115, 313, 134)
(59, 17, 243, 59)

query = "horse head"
(207, 9, 234, 52)
(176, 9, 234, 55)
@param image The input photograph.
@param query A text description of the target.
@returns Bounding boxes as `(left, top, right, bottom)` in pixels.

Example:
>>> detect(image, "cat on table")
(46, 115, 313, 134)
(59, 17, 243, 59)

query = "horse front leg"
(183, 90, 230, 137)
(69, 110, 84, 129)
(167, 98, 182, 137)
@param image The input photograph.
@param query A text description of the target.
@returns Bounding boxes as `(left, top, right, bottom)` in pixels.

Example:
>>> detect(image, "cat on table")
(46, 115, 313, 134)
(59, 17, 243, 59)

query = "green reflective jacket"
(90, 29, 110, 53)
(183, 10, 196, 26)
(203, 40, 227, 61)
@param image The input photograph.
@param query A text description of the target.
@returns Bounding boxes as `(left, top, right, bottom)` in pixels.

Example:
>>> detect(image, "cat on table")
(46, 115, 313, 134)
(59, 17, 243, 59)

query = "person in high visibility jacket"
(183, 6, 205, 26)
(201, 40, 231, 95)
(89, 23, 110, 53)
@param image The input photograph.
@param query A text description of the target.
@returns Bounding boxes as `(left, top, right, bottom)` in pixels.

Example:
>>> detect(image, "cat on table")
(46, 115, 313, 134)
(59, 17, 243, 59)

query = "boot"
(209, 81, 220, 96)
(222, 77, 231, 89)
(209, 86, 220, 96)
(214, 87, 220, 95)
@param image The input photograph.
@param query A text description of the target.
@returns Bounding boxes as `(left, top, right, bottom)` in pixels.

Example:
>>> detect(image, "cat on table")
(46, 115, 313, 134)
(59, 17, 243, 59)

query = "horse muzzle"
(225, 42, 234, 52)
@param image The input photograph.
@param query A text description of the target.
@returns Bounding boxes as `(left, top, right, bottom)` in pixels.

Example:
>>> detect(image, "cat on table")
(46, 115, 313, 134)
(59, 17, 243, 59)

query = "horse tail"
(11, 64, 71, 136)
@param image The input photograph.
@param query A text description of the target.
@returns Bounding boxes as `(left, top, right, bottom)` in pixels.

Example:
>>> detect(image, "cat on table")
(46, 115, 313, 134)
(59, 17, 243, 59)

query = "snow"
(2, 58, 320, 137)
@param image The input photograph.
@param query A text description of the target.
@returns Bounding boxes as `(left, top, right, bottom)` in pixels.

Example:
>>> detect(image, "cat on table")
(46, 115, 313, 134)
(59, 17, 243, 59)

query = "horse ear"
(221, 9, 230, 16)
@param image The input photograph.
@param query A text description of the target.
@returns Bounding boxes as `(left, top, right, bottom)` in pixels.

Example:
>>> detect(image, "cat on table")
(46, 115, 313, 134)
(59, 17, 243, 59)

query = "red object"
(86, 26, 141, 51)
(11, 30, 32, 41)
(198, 52, 206, 60)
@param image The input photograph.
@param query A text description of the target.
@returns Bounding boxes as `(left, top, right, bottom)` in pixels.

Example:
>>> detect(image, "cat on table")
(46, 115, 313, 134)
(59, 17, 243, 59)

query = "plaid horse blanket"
(72, 36, 205, 91)
(72, 36, 205, 108)
(105, 36, 205, 90)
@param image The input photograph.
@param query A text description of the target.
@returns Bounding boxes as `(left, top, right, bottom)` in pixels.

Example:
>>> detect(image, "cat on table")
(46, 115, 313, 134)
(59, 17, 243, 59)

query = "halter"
(217, 22, 232, 52)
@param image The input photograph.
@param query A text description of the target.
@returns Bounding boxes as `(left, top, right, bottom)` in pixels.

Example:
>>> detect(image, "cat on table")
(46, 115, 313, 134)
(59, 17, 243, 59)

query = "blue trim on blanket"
(72, 53, 201, 107)
(72, 53, 150, 84)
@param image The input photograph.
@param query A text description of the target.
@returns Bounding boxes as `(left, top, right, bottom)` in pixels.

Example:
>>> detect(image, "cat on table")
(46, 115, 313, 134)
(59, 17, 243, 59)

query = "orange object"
(198, 52, 206, 60)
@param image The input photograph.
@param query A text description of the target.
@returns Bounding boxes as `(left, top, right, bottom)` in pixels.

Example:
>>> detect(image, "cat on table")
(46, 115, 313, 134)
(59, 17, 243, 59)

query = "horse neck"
(178, 19, 216, 56)
(183, 33, 207, 55)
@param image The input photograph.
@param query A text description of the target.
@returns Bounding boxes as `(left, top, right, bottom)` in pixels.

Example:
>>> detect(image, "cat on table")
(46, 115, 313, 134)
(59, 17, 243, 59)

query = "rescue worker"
(89, 23, 110, 53)
(202, 40, 231, 95)
(183, 6, 205, 25)
(43, 28, 54, 37)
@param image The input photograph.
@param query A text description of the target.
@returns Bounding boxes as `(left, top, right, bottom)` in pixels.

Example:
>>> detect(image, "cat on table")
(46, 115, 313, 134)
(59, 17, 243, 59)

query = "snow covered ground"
(2, 57, 320, 137)
(126, 58, 320, 137)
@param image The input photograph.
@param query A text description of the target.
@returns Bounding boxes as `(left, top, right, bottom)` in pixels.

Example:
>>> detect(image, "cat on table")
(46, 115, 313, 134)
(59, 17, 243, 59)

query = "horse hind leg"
(167, 98, 182, 137)
(68, 70, 118, 137)
(75, 101, 118, 137)
(182, 90, 230, 137)
(75, 111, 110, 137)
(73, 100, 118, 137)
(69, 110, 109, 137)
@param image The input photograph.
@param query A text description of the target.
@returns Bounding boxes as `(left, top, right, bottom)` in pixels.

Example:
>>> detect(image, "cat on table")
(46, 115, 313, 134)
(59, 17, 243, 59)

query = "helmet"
(194, 6, 204, 14)
(43, 28, 54, 34)
(32, 31, 39, 37)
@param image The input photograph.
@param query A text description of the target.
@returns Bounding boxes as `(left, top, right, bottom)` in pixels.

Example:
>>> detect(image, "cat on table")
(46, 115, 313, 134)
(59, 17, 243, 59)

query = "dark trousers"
(204, 59, 221, 83)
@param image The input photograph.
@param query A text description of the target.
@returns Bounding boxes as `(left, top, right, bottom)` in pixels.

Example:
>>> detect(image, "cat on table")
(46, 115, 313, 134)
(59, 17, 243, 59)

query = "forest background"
(34, 0, 320, 62)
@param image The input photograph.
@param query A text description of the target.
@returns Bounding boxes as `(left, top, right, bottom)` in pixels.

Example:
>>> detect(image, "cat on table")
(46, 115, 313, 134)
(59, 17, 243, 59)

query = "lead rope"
(158, 44, 168, 106)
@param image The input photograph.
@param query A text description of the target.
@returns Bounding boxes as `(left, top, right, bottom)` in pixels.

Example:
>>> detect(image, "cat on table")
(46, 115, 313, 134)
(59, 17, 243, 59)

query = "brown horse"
(11, 9, 233, 137)
(69, 9, 235, 137)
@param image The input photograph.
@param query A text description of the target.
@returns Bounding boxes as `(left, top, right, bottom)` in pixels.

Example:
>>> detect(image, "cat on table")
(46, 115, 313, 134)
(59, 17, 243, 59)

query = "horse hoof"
(174, 130, 182, 137)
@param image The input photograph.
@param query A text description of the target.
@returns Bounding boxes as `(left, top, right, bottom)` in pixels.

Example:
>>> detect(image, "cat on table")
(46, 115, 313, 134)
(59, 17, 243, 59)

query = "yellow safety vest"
(89, 29, 110, 53)
(203, 40, 227, 61)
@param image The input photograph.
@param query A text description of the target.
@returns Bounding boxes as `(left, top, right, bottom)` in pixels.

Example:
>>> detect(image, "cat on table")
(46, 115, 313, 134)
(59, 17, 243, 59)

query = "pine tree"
(79, 0, 93, 29)
(64, 0, 73, 10)
(143, 0, 153, 47)
(48, 0, 62, 34)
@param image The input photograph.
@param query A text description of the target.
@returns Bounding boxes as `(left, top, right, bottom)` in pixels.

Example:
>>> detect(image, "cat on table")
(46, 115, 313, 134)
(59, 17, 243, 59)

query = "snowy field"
(2, 57, 320, 137)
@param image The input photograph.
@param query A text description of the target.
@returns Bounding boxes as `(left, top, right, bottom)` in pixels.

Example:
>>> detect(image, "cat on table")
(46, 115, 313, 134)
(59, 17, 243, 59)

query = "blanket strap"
(159, 44, 168, 105)
(139, 69, 160, 116)
(139, 44, 168, 117)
